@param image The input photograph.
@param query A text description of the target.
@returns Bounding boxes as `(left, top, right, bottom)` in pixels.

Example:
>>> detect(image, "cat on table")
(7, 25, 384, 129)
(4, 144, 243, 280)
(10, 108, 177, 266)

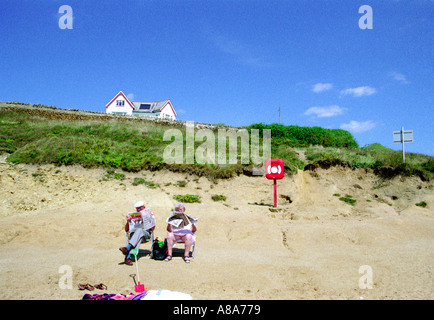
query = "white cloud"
(389, 71, 409, 83)
(304, 105, 346, 118)
(126, 93, 135, 101)
(312, 83, 333, 93)
(340, 86, 376, 97)
(340, 120, 376, 133)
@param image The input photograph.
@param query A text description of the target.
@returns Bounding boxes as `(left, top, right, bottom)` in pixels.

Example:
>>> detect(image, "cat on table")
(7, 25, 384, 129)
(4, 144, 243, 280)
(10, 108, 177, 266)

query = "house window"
(139, 104, 151, 110)
(116, 100, 125, 106)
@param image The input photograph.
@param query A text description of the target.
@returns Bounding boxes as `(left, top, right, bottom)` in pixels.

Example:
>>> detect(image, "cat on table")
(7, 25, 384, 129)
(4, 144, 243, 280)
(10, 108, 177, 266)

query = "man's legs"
(120, 229, 150, 265)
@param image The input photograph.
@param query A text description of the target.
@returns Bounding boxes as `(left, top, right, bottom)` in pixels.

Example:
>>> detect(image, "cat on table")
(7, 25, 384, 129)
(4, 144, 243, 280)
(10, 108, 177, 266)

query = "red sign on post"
(265, 159, 284, 180)
(265, 159, 284, 207)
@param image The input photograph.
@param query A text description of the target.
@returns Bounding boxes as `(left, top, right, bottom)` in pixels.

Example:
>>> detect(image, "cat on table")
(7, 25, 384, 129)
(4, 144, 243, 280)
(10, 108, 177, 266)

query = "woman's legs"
(166, 232, 176, 258)
(183, 234, 193, 258)
(166, 233, 194, 261)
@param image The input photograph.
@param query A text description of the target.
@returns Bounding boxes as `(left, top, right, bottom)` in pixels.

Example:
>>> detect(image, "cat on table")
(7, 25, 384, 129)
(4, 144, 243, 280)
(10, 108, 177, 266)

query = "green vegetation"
(246, 123, 357, 174)
(105, 169, 125, 180)
(338, 194, 357, 206)
(247, 123, 358, 148)
(304, 144, 433, 181)
(334, 193, 357, 206)
(415, 201, 427, 208)
(32, 171, 46, 182)
(173, 194, 201, 203)
(131, 177, 159, 188)
(0, 103, 433, 181)
(131, 177, 146, 186)
(211, 194, 227, 201)
(1, 110, 166, 171)
(176, 180, 187, 187)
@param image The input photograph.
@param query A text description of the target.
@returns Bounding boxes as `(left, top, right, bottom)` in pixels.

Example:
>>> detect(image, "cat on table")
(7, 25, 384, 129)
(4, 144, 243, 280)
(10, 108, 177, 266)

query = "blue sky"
(1, 0, 433, 155)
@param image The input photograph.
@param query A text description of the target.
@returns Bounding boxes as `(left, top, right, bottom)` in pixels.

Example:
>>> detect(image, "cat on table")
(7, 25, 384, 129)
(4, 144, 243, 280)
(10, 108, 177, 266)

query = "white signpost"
(393, 127, 413, 163)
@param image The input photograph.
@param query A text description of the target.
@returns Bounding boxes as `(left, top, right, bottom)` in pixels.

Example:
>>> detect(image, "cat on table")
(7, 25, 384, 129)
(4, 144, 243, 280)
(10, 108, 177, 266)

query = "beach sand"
(0, 157, 433, 300)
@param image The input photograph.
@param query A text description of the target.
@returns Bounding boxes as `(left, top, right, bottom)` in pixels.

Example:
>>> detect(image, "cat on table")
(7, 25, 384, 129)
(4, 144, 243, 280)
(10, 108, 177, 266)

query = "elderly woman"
(165, 203, 197, 263)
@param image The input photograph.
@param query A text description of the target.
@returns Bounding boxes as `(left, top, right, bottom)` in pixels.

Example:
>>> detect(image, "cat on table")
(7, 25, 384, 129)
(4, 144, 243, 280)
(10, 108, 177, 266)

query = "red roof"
(158, 100, 177, 117)
(105, 91, 134, 110)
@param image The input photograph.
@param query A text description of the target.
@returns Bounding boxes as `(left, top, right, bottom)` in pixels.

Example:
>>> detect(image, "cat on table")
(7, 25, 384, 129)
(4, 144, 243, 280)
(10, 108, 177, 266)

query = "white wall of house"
(106, 95, 133, 115)
(159, 103, 176, 120)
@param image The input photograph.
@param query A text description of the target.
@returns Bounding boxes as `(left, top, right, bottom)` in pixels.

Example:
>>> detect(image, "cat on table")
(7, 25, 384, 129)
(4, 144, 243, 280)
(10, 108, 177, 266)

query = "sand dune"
(0, 157, 432, 300)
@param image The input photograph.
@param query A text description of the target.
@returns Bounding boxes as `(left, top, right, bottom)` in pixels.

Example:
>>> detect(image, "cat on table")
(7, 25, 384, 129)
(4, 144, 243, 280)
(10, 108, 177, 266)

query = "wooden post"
(279, 106, 281, 124)
(401, 126, 405, 163)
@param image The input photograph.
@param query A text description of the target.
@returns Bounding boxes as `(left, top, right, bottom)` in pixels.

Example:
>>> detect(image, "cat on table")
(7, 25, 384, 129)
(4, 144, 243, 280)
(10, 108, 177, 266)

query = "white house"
(105, 91, 177, 120)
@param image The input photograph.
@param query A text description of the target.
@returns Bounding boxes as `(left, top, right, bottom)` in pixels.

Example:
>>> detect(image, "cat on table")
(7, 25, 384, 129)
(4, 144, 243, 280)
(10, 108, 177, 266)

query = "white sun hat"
(134, 201, 145, 208)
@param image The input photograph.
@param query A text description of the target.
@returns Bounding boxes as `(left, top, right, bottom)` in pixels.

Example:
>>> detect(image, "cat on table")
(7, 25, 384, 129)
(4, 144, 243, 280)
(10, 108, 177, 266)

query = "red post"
(273, 178, 277, 207)
(265, 159, 284, 208)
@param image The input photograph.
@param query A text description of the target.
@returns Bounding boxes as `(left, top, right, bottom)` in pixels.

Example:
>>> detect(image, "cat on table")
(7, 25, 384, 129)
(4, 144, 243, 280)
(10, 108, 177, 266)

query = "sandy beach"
(0, 156, 433, 300)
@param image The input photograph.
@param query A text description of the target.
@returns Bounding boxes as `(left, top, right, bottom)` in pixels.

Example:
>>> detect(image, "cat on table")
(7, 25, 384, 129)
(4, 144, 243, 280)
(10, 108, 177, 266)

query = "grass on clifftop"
(0, 103, 433, 181)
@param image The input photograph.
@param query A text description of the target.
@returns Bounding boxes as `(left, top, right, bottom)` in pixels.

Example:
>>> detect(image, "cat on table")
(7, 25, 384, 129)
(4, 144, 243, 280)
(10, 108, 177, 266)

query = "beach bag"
(152, 237, 167, 260)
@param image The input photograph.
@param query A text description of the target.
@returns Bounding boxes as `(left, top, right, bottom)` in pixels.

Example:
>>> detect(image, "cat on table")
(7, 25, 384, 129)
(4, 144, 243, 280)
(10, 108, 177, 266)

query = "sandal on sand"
(94, 283, 107, 290)
(164, 255, 172, 262)
(78, 283, 94, 291)
(184, 256, 190, 263)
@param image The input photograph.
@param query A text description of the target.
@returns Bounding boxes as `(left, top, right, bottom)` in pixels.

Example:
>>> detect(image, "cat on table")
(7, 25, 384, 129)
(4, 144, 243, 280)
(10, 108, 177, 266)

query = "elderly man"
(119, 201, 155, 266)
